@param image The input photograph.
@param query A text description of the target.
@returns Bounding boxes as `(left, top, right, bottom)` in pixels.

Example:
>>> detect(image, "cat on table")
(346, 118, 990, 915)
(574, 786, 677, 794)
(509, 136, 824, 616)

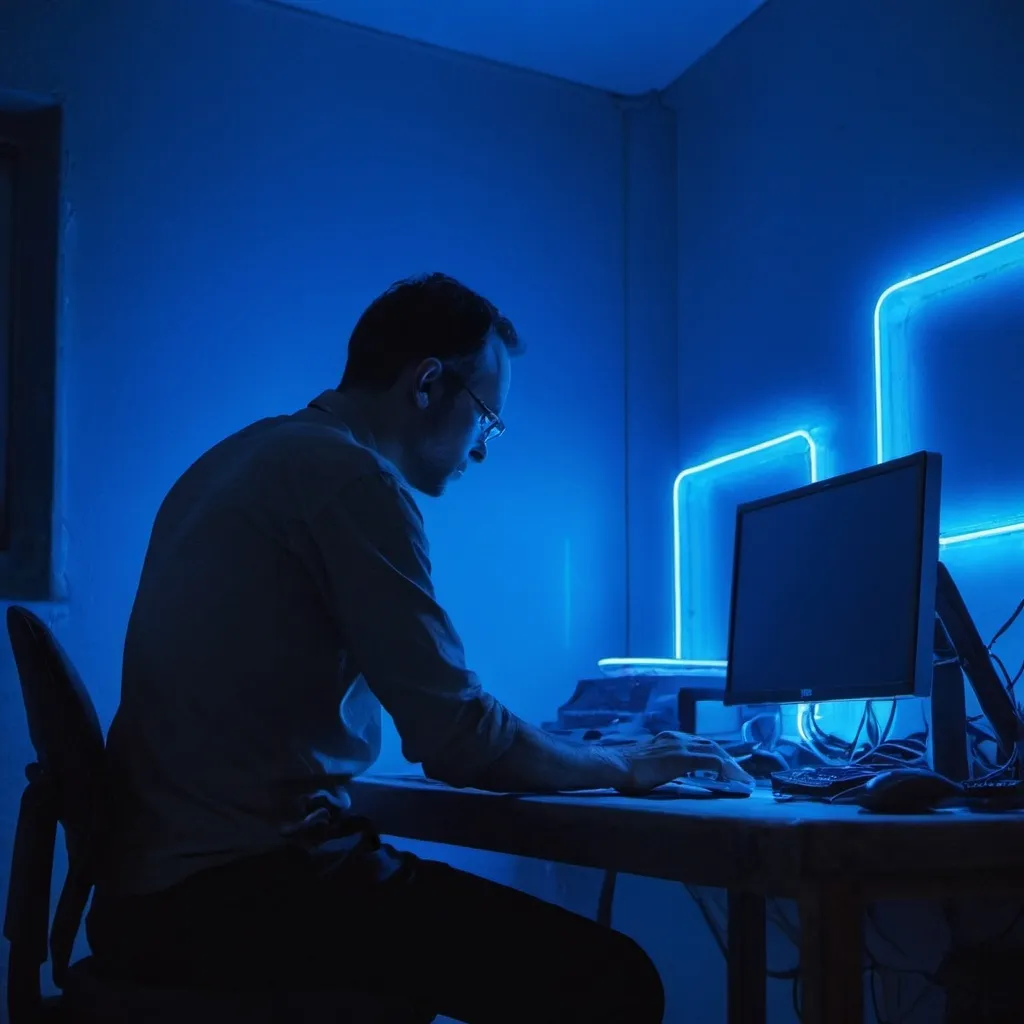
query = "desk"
(350, 776, 1024, 1024)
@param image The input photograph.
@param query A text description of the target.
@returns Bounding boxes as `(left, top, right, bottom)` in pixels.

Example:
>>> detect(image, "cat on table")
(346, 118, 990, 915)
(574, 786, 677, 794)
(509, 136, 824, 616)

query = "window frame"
(0, 104, 61, 599)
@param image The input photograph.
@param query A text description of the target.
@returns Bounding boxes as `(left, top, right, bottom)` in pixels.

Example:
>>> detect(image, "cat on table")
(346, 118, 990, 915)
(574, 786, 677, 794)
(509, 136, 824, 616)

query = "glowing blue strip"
(597, 657, 728, 672)
(874, 228, 1024, 548)
(939, 521, 1024, 547)
(672, 430, 819, 659)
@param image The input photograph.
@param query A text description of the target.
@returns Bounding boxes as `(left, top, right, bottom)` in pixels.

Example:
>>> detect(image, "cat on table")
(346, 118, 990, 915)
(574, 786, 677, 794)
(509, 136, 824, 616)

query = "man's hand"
(617, 731, 755, 794)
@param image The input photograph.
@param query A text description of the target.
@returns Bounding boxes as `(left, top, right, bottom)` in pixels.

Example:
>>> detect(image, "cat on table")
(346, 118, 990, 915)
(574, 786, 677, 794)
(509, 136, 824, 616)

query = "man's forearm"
(458, 719, 631, 793)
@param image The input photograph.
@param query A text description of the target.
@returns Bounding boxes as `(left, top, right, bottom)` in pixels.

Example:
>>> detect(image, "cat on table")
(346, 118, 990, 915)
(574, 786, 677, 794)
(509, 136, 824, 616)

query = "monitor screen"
(725, 451, 941, 706)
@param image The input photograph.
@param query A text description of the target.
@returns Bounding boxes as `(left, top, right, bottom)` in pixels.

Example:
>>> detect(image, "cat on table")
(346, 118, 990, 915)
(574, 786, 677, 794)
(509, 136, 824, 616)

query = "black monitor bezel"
(724, 451, 942, 707)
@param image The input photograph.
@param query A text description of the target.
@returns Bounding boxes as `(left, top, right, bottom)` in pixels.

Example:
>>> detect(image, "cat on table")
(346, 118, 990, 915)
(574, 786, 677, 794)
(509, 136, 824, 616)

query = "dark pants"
(87, 829, 665, 1024)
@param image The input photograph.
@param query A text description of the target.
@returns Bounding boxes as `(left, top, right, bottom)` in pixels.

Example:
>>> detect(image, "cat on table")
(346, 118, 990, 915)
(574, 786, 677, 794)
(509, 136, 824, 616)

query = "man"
(88, 273, 752, 1023)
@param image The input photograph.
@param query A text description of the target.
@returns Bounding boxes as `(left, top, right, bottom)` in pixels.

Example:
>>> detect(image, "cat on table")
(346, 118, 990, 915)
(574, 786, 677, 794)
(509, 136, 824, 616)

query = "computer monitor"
(724, 451, 941, 706)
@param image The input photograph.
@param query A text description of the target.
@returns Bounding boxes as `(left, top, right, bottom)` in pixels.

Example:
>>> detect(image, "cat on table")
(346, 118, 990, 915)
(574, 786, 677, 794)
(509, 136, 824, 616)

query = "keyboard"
(774, 769, 1024, 803)
(961, 778, 1024, 800)
(771, 765, 878, 798)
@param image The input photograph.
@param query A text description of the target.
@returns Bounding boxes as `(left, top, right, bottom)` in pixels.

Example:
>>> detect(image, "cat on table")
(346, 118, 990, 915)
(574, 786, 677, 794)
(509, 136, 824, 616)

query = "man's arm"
(464, 718, 631, 793)
(305, 469, 747, 796)
(307, 469, 520, 784)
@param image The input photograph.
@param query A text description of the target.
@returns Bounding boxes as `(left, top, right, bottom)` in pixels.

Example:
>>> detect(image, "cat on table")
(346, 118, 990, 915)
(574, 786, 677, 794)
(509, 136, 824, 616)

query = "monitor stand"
(929, 643, 969, 781)
(930, 562, 1023, 782)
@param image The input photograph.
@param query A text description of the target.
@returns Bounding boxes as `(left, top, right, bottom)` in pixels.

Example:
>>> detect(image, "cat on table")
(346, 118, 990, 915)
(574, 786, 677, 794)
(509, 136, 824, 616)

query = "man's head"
(338, 273, 522, 497)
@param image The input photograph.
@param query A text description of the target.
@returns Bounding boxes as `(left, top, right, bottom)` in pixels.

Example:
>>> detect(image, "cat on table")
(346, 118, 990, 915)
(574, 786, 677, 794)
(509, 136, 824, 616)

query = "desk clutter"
(542, 671, 1024, 812)
(570, 453, 1024, 817)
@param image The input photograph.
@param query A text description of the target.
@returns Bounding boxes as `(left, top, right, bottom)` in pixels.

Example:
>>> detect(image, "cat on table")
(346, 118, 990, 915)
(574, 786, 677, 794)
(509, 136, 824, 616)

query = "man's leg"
(88, 838, 665, 1024)
(305, 846, 666, 1024)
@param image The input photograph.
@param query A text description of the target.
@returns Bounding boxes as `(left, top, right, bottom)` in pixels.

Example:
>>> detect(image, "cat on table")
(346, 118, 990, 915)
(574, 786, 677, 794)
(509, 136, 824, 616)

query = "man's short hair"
(339, 273, 522, 391)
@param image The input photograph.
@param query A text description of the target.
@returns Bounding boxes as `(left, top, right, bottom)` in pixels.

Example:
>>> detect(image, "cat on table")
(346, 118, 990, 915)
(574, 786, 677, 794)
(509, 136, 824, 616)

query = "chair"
(3, 606, 425, 1023)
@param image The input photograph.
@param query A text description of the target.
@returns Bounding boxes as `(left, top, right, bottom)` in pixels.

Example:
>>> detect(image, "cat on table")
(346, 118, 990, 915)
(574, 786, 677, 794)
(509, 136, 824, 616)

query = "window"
(0, 151, 13, 548)
(0, 105, 60, 599)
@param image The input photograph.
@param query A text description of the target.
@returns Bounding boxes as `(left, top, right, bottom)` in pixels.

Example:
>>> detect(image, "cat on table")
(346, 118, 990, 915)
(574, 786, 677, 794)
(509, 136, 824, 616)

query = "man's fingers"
(685, 749, 753, 783)
(680, 753, 721, 774)
(719, 758, 756, 783)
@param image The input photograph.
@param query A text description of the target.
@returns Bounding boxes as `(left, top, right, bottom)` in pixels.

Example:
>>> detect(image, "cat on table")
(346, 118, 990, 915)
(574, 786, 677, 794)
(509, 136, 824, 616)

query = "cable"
(681, 886, 799, 982)
(864, 910, 942, 1023)
(967, 722, 1005, 776)
(991, 651, 1014, 691)
(851, 702, 902, 765)
(988, 596, 1024, 651)
(683, 884, 960, 1024)
(800, 595, 1022, 771)
(992, 649, 1024, 700)
(805, 701, 878, 763)
(856, 735, 929, 770)
(847, 701, 870, 760)
(877, 701, 898, 745)
(684, 884, 726, 958)
(972, 741, 1019, 783)
(987, 595, 1024, 698)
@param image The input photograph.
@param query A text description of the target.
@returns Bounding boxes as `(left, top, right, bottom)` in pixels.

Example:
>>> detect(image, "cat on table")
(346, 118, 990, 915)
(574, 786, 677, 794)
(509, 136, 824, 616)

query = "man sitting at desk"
(88, 273, 751, 1023)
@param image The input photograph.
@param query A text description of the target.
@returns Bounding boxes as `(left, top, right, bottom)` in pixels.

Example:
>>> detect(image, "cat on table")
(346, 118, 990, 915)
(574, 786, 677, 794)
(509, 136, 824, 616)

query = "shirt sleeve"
(306, 470, 518, 785)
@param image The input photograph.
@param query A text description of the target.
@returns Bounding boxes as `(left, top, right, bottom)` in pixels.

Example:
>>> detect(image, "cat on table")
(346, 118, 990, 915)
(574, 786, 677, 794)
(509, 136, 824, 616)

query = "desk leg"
(799, 882, 863, 1024)
(727, 890, 766, 1024)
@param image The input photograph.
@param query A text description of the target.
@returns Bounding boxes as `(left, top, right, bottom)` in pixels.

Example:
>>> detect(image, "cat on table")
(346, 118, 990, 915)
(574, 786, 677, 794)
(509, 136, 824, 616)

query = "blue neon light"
(603, 226, 1023, 687)
(597, 656, 727, 674)
(874, 228, 1024, 548)
(672, 430, 819, 660)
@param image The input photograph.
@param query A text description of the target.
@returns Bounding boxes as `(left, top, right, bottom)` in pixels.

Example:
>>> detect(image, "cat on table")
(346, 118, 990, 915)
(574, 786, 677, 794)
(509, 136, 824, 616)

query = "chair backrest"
(3, 606, 107, 1019)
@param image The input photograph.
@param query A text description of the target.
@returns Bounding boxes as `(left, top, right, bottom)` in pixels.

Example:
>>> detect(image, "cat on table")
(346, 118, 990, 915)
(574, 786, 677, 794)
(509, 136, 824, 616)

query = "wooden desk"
(350, 775, 1024, 1024)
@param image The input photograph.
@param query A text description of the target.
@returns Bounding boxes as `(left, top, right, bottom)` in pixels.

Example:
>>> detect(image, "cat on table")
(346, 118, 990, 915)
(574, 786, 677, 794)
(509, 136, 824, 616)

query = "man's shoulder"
(177, 411, 401, 519)
(242, 412, 418, 521)
(268, 413, 384, 472)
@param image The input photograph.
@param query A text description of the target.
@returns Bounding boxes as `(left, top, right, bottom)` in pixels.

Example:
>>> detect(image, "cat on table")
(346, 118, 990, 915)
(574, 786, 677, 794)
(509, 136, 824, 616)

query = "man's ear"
(414, 358, 444, 409)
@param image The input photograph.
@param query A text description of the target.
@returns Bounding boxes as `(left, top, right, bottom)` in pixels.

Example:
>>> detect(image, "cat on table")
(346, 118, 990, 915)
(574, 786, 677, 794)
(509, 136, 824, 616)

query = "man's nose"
(470, 442, 487, 464)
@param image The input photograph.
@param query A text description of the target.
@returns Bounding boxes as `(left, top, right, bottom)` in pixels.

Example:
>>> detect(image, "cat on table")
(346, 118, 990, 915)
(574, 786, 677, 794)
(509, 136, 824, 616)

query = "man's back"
(105, 397, 409, 894)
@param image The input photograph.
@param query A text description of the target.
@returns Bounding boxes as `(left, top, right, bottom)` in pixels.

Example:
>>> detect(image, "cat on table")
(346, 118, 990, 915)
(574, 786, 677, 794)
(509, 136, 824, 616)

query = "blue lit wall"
(0, 0, 633, 745)
(0, 0, 684, 1003)
(663, 0, 1024, 704)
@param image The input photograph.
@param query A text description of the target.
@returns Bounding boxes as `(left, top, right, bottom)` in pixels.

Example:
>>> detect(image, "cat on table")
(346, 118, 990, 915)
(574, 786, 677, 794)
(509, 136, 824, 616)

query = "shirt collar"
(307, 389, 382, 457)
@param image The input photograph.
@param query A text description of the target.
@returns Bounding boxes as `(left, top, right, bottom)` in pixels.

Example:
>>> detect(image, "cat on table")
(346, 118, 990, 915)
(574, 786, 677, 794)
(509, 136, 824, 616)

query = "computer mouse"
(853, 768, 961, 814)
(737, 751, 789, 779)
(677, 770, 754, 797)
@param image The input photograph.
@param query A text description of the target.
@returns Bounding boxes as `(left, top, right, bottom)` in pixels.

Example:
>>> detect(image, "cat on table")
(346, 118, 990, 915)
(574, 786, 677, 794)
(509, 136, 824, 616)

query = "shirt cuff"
(420, 694, 519, 787)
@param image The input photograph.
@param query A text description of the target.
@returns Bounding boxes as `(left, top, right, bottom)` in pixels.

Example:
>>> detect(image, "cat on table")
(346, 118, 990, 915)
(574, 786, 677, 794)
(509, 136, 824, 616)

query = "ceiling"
(264, 0, 767, 95)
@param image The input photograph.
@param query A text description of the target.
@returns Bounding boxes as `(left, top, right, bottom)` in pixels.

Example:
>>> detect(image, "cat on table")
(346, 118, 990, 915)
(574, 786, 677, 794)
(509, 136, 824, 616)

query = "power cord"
(968, 606, 1024, 779)
(680, 864, 1018, 1023)
(988, 595, 1024, 699)
(803, 698, 912, 767)
(682, 885, 799, 979)
(804, 700, 882, 763)
(855, 734, 929, 770)
(988, 596, 1024, 650)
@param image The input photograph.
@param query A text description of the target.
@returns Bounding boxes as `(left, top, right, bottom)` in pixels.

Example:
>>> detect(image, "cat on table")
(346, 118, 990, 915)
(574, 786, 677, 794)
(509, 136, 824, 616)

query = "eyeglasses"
(450, 373, 505, 444)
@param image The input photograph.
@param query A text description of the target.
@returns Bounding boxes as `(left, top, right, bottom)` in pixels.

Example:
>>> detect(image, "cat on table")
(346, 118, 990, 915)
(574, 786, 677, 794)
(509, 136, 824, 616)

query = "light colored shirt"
(102, 390, 517, 895)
